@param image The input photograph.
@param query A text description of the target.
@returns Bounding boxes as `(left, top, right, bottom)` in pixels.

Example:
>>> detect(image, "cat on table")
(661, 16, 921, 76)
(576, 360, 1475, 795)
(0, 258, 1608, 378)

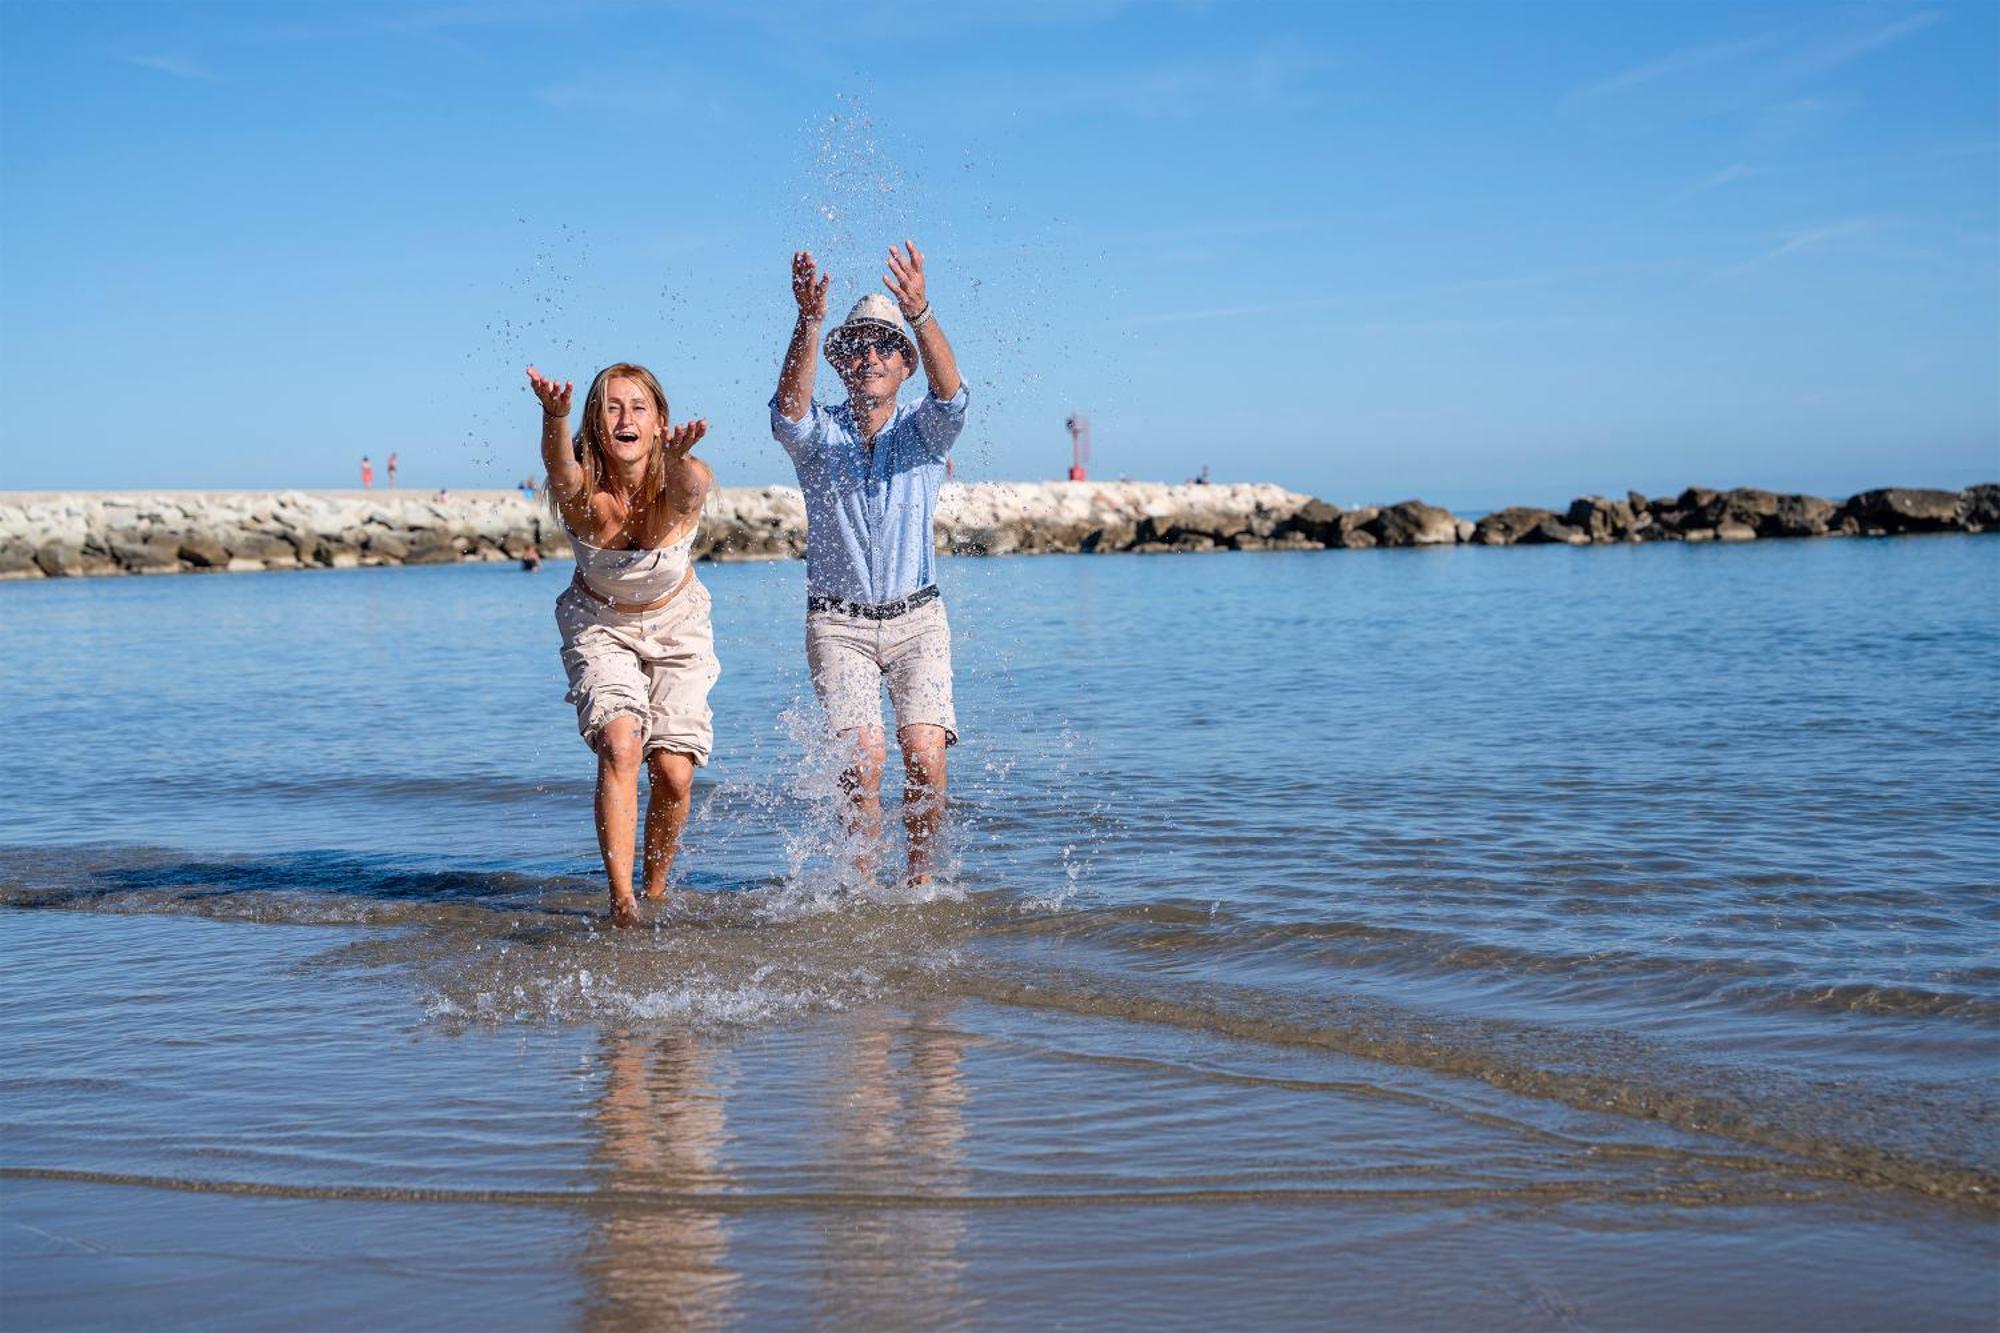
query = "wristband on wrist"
(909, 304, 934, 330)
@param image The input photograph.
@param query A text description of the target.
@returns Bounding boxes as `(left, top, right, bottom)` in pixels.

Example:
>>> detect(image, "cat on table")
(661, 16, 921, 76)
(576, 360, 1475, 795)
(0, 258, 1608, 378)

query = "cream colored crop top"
(569, 525, 697, 603)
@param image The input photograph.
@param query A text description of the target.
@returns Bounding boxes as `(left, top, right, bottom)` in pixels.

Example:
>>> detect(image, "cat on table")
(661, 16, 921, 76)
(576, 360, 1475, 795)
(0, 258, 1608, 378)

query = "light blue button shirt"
(769, 386, 970, 604)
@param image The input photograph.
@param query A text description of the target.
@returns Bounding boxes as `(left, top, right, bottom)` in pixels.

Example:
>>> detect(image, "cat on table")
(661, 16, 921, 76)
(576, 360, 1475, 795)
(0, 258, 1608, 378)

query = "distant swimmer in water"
(527, 362, 717, 928)
(771, 242, 969, 887)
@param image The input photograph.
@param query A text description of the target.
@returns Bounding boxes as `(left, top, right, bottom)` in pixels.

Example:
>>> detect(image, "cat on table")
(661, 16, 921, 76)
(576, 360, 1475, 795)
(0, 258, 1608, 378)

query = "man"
(771, 241, 968, 886)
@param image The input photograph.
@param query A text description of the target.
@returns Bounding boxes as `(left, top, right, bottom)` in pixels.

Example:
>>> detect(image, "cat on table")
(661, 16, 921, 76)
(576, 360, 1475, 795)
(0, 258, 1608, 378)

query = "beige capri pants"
(555, 578, 721, 765)
(805, 598, 957, 744)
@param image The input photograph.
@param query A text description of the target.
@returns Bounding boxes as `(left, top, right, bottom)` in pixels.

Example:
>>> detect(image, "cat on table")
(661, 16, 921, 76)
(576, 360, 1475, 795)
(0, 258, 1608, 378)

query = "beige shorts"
(805, 599, 957, 744)
(555, 578, 721, 765)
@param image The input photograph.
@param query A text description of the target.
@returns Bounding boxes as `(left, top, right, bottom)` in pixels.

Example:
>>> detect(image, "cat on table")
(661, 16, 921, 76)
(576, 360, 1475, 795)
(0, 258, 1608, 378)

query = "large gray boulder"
(110, 538, 181, 573)
(1842, 488, 1964, 533)
(404, 534, 464, 565)
(1472, 507, 1551, 545)
(1957, 484, 1999, 532)
(1566, 495, 1648, 541)
(1697, 488, 1780, 531)
(1474, 507, 1584, 545)
(177, 535, 231, 569)
(1767, 493, 1838, 538)
(1367, 500, 1457, 547)
(34, 543, 85, 577)
(0, 540, 43, 578)
(1277, 499, 1341, 545)
(1327, 507, 1379, 548)
(227, 531, 302, 565)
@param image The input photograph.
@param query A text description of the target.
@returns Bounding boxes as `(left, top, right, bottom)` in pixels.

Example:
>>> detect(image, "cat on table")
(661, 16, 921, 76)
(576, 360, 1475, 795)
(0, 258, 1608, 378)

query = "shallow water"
(3, 538, 1997, 1327)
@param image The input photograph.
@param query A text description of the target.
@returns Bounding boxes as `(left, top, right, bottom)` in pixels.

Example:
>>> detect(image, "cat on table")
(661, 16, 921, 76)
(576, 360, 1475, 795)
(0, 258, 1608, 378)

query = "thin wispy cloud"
(1788, 9, 1943, 79)
(1568, 28, 1790, 104)
(1720, 218, 1876, 276)
(1564, 9, 1944, 112)
(118, 53, 218, 81)
(1675, 162, 1758, 202)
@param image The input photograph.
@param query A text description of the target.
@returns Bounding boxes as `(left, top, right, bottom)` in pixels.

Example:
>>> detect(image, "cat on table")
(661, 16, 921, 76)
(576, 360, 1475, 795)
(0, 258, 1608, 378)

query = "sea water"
(3, 536, 1995, 1328)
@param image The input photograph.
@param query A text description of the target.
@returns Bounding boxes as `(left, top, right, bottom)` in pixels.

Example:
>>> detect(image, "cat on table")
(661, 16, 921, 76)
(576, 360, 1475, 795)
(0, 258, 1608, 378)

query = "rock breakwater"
(1, 482, 1992, 580)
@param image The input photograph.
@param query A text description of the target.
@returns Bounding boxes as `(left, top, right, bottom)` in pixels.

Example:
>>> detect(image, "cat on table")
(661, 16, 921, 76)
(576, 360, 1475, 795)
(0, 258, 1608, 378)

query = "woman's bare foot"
(608, 893, 643, 929)
(648, 885, 693, 909)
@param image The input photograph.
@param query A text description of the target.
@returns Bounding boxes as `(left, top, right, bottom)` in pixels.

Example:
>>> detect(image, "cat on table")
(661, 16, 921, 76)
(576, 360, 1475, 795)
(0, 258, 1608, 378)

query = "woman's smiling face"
(598, 377, 660, 466)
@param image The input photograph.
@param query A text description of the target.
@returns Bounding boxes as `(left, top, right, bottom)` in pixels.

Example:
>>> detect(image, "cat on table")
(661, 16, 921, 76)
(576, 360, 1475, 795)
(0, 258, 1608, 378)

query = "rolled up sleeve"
(909, 385, 969, 460)
(770, 394, 828, 461)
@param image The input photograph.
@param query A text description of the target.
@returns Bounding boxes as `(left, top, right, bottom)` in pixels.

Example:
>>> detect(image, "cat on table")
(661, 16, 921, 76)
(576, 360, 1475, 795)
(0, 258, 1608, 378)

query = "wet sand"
(3, 910, 1993, 1330)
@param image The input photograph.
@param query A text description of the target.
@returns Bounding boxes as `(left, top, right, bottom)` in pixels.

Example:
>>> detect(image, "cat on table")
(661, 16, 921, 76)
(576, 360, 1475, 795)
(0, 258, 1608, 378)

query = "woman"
(527, 362, 718, 927)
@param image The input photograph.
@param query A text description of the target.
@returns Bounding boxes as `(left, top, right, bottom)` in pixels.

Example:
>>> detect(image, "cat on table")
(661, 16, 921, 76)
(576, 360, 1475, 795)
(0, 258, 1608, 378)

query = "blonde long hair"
(555, 362, 672, 524)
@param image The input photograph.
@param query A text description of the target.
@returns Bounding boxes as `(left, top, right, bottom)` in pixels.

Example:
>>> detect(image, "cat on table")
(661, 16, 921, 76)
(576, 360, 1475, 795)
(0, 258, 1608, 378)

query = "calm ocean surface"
(3, 537, 1996, 1329)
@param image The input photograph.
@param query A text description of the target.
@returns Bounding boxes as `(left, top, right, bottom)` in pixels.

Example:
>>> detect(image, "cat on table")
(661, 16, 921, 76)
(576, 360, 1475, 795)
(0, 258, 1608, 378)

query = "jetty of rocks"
(1, 482, 1992, 580)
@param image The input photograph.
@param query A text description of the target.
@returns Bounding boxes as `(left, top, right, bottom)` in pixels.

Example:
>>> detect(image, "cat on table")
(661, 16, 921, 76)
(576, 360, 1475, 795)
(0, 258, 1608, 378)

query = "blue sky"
(2, 1, 1994, 509)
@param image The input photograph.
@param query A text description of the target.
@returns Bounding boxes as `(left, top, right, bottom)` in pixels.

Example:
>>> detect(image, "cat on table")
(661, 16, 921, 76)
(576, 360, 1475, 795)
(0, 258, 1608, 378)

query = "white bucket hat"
(824, 293, 917, 368)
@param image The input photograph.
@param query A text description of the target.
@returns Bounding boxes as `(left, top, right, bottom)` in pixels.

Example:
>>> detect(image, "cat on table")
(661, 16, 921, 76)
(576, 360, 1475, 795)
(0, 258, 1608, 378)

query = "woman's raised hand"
(792, 251, 831, 320)
(663, 418, 708, 459)
(525, 366, 573, 418)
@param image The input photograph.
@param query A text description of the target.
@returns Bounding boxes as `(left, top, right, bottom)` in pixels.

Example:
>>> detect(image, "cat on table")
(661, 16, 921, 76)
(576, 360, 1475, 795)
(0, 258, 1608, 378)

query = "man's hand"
(526, 366, 573, 418)
(792, 251, 831, 321)
(883, 240, 929, 319)
(663, 419, 708, 459)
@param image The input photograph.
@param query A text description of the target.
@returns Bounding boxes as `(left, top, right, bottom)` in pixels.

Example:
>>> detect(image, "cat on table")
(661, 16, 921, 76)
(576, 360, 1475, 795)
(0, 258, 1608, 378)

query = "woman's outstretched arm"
(527, 366, 584, 500)
(660, 420, 712, 518)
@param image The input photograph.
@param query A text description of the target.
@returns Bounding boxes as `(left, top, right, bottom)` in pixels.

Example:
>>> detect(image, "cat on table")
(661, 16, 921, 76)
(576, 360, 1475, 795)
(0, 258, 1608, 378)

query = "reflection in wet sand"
(583, 1007, 968, 1331)
(586, 1030, 738, 1332)
(814, 1006, 969, 1328)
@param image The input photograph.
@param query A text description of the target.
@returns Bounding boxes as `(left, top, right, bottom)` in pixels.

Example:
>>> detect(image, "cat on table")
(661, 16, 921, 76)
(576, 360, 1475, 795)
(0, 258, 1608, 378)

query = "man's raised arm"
(884, 240, 962, 401)
(777, 250, 830, 424)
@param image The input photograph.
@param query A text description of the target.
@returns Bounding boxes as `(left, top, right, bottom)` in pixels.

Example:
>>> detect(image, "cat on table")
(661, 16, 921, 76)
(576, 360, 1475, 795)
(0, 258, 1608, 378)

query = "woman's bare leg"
(593, 717, 645, 927)
(642, 750, 695, 901)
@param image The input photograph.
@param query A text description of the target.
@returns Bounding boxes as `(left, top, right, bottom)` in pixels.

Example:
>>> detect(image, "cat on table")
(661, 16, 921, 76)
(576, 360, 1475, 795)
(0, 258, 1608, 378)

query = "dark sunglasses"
(831, 333, 907, 363)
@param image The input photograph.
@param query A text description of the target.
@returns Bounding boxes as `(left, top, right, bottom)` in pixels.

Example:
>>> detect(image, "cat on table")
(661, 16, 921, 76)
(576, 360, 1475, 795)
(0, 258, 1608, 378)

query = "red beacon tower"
(1066, 412, 1091, 481)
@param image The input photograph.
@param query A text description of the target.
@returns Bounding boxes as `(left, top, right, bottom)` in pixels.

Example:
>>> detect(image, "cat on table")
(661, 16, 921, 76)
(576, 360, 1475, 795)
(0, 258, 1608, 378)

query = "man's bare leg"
(837, 726, 888, 885)
(899, 723, 950, 886)
(642, 749, 695, 904)
(593, 717, 646, 927)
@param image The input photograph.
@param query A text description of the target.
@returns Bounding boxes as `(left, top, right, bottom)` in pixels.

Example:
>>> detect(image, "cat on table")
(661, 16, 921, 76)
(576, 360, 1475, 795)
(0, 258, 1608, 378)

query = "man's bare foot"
(608, 894, 642, 929)
(905, 871, 932, 888)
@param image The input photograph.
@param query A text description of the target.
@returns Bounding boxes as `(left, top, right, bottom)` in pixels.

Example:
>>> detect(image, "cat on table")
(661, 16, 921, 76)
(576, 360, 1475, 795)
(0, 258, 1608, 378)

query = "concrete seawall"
(1, 482, 1993, 580)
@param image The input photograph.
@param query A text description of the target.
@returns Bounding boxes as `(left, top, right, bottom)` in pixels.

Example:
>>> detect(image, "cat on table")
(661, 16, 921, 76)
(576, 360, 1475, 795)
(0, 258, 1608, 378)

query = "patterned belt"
(807, 584, 940, 620)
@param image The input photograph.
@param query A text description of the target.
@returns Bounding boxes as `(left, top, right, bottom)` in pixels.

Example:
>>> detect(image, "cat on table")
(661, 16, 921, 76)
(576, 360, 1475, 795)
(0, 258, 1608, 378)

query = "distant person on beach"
(527, 362, 718, 928)
(387, 452, 398, 489)
(771, 242, 968, 886)
(360, 455, 373, 489)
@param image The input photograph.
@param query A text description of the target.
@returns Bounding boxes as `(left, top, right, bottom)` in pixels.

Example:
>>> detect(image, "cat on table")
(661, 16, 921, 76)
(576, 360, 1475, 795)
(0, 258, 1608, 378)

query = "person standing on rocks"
(527, 361, 719, 928)
(771, 243, 968, 887)
(360, 455, 374, 490)
(386, 452, 398, 489)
